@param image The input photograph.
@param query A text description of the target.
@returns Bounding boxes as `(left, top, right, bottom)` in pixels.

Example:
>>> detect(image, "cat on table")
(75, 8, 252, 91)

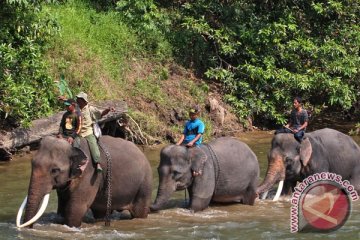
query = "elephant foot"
(131, 206, 149, 218)
(149, 205, 160, 213)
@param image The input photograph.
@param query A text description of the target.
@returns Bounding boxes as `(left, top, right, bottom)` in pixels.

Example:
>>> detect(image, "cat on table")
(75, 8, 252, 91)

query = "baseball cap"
(64, 99, 75, 106)
(189, 106, 199, 114)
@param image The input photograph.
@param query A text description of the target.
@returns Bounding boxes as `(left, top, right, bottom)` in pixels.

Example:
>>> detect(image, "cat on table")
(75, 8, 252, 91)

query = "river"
(0, 131, 359, 239)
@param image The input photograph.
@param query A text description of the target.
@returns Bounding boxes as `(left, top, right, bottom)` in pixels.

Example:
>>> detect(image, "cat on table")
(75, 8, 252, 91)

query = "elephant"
(257, 128, 360, 200)
(151, 137, 259, 212)
(17, 135, 152, 228)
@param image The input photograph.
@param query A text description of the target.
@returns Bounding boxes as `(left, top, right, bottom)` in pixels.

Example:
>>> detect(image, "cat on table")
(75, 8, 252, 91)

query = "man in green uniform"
(76, 92, 113, 173)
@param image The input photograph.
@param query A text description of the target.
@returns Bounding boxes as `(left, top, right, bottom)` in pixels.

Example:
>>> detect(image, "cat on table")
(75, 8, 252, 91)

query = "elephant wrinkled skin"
(151, 137, 260, 212)
(22, 136, 152, 227)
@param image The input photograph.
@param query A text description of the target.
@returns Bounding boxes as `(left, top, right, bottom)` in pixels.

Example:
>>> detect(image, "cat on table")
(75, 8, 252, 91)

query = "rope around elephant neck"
(206, 144, 220, 194)
(98, 140, 112, 227)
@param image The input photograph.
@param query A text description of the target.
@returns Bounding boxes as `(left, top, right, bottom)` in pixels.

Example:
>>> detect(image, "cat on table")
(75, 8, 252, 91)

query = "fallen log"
(0, 100, 128, 161)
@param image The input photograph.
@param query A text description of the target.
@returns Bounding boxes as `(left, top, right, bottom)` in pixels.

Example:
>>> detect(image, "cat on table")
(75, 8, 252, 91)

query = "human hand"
(186, 142, 194, 147)
(67, 137, 74, 144)
(58, 95, 67, 101)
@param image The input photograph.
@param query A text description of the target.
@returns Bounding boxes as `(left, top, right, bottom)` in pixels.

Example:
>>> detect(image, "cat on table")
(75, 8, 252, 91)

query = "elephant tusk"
(272, 180, 284, 202)
(16, 193, 50, 228)
(260, 191, 268, 200)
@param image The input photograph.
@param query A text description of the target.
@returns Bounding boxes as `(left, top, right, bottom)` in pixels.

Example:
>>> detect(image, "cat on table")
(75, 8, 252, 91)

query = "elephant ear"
(69, 147, 89, 178)
(299, 138, 312, 167)
(187, 146, 207, 176)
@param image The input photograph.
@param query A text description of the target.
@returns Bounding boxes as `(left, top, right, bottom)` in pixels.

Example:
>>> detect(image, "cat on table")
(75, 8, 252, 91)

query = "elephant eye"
(51, 168, 60, 175)
(172, 170, 180, 177)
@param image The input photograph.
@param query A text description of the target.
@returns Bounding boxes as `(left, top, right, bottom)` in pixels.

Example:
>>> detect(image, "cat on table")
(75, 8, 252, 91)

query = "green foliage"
(349, 122, 360, 136)
(116, 0, 173, 61)
(45, 0, 141, 100)
(56, 74, 73, 98)
(168, 0, 360, 124)
(0, 0, 59, 126)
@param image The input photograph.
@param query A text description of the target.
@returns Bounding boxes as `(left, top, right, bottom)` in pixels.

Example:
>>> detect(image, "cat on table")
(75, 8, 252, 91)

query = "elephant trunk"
(23, 170, 52, 227)
(257, 154, 285, 195)
(150, 177, 176, 212)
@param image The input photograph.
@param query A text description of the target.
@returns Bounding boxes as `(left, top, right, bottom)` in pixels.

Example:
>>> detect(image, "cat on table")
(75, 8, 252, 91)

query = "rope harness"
(98, 140, 112, 227)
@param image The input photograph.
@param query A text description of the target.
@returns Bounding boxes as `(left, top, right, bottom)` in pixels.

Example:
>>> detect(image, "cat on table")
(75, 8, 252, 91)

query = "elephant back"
(96, 136, 152, 184)
(206, 137, 259, 194)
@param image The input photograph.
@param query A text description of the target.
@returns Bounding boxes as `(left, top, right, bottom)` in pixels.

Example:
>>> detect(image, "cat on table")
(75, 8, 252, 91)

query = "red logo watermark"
(290, 172, 359, 233)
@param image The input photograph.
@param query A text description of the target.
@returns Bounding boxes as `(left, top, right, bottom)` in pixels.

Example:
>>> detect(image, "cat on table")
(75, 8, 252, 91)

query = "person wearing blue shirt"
(176, 106, 205, 147)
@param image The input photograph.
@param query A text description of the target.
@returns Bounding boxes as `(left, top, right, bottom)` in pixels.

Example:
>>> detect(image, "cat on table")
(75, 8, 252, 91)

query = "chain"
(98, 140, 112, 227)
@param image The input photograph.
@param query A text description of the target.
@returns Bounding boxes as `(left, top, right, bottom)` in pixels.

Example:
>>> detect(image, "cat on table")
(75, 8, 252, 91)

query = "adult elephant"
(257, 128, 360, 200)
(17, 135, 152, 228)
(151, 137, 259, 212)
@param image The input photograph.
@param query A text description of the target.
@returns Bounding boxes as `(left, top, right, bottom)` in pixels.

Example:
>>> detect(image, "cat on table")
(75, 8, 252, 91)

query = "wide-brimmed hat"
(76, 92, 88, 103)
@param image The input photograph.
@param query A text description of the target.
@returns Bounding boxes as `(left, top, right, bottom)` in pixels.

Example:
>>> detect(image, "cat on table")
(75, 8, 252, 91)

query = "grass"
(43, 0, 214, 143)
(45, 0, 140, 99)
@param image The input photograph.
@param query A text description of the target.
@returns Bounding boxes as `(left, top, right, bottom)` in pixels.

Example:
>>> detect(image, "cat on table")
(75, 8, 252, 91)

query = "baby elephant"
(151, 137, 259, 212)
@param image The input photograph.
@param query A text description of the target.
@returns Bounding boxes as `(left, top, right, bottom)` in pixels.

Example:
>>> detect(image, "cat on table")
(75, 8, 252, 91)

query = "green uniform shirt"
(79, 105, 101, 137)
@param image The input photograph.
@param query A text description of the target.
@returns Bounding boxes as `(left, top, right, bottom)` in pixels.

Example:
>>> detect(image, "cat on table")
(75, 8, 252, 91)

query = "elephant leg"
(349, 167, 360, 194)
(242, 186, 257, 205)
(282, 180, 297, 195)
(189, 195, 212, 212)
(56, 189, 70, 218)
(130, 181, 151, 218)
(64, 189, 99, 227)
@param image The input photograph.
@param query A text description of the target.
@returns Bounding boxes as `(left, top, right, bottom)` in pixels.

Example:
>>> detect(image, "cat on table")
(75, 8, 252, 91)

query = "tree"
(0, 0, 59, 126)
(169, 0, 360, 124)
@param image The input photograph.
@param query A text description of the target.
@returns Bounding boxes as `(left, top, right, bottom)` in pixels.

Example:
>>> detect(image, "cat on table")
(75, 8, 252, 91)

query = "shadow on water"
(1, 129, 359, 239)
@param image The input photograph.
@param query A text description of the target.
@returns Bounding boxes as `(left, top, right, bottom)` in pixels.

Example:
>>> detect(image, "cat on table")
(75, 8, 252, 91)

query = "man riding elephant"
(276, 96, 309, 143)
(76, 92, 114, 172)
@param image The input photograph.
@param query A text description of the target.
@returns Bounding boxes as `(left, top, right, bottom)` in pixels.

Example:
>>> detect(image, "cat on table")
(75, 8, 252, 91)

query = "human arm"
(58, 114, 66, 137)
(186, 119, 205, 147)
(73, 115, 82, 137)
(101, 107, 115, 117)
(293, 121, 308, 133)
(176, 134, 185, 145)
(186, 133, 202, 147)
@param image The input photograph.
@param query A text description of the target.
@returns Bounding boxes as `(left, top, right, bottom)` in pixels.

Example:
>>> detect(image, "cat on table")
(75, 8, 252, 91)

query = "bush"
(0, 0, 59, 126)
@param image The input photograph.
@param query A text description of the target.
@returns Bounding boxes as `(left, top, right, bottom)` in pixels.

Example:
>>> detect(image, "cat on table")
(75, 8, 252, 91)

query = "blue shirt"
(183, 118, 205, 145)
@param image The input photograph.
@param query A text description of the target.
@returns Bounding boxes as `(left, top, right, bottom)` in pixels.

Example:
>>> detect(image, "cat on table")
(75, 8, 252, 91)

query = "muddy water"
(0, 131, 359, 239)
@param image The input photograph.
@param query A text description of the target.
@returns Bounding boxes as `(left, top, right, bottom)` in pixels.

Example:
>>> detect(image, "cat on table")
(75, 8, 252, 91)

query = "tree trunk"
(0, 100, 127, 161)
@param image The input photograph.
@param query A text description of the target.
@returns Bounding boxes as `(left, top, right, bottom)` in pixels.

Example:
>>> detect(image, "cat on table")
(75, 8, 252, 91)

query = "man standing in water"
(76, 92, 113, 172)
(276, 96, 309, 142)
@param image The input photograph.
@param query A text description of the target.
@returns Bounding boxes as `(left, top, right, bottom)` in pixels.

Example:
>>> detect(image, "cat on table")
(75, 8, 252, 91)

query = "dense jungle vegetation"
(1, 0, 359, 137)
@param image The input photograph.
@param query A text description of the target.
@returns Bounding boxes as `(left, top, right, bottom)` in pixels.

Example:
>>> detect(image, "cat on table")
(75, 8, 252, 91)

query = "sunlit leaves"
(0, 0, 58, 126)
(173, 0, 359, 124)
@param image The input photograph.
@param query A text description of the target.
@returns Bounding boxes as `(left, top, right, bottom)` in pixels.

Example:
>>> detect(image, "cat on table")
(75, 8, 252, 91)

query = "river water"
(0, 131, 359, 239)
